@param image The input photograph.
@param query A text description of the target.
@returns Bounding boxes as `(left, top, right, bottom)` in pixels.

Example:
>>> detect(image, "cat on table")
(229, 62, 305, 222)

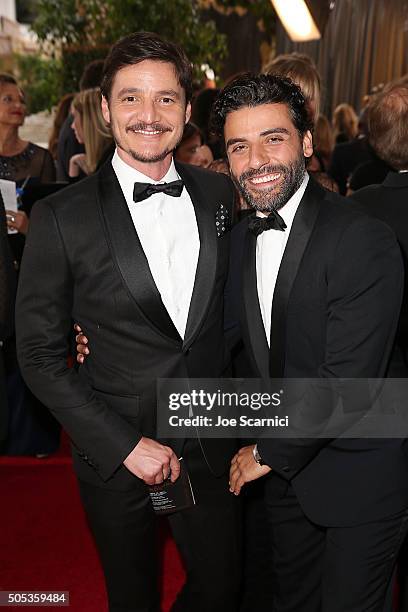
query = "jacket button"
(282, 466, 290, 472)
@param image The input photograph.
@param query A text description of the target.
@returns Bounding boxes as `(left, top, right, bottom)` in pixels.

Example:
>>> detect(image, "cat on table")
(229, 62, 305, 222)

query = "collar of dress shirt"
(256, 172, 309, 233)
(111, 149, 180, 201)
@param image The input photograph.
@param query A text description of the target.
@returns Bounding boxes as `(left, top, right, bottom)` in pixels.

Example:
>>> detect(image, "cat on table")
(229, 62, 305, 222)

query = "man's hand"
(74, 324, 89, 363)
(229, 445, 272, 495)
(124, 437, 181, 485)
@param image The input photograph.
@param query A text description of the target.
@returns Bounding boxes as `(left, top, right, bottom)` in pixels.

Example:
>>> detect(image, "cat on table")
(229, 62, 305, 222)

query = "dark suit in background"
(351, 170, 408, 611)
(328, 136, 374, 195)
(16, 161, 241, 612)
(0, 195, 16, 443)
(226, 178, 408, 612)
(56, 115, 85, 182)
(351, 171, 408, 367)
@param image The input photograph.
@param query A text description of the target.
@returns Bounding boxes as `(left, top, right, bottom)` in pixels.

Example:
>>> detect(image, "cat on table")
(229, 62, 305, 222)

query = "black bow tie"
(248, 211, 287, 236)
(133, 179, 184, 202)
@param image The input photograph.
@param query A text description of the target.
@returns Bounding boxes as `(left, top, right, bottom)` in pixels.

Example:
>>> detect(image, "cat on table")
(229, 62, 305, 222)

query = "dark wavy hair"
(211, 73, 313, 139)
(101, 31, 193, 104)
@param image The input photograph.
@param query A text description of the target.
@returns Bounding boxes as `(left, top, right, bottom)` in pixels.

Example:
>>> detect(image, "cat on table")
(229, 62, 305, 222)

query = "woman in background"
(264, 53, 338, 192)
(0, 73, 55, 185)
(313, 114, 335, 172)
(0, 74, 59, 457)
(332, 103, 359, 144)
(175, 122, 213, 168)
(264, 52, 321, 123)
(69, 88, 113, 179)
(48, 93, 75, 162)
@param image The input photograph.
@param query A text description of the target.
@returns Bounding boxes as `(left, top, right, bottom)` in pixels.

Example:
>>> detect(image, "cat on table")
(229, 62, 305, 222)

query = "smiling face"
(0, 83, 26, 128)
(101, 59, 191, 178)
(225, 103, 313, 213)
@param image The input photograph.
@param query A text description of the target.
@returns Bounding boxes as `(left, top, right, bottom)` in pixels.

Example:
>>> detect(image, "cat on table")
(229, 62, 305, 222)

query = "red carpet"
(0, 444, 185, 611)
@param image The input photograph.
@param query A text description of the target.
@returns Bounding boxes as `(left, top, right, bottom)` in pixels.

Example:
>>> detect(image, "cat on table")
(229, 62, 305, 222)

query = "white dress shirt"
(112, 150, 199, 338)
(256, 173, 309, 346)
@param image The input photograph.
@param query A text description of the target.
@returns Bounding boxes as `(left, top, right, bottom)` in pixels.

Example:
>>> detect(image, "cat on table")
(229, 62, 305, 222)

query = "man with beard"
(214, 74, 408, 611)
(15, 32, 240, 612)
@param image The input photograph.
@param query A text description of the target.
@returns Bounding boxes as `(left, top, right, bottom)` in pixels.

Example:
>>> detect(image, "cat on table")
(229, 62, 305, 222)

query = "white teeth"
(251, 173, 281, 184)
(132, 129, 161, 135)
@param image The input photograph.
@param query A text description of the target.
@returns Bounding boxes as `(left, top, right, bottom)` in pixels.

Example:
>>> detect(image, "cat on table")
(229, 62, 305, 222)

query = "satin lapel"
(241, 221, 270, 378)
(269, 179, 325, 377)
(175, 162, 218, 350)
(96, 162, 181, 343)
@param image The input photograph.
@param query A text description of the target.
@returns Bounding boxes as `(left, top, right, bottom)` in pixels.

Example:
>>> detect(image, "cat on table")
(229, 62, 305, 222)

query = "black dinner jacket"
(16, 160, 235, 489)
(225, 178, 408, 526)
(350, 171, 408, 350)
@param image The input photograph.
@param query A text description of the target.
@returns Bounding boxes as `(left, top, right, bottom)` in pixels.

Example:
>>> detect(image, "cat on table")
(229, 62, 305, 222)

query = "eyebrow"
(226, 127, 291, 148)
(116, 87, 181, 99)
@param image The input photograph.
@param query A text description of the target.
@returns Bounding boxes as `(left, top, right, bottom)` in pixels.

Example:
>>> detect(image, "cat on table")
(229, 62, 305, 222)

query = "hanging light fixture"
(271, 0, 326, 42)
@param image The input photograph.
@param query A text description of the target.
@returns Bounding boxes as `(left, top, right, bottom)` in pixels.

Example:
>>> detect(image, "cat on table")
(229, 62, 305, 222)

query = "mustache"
(126, 122, 172, 134)
(239, 164, 288, 183)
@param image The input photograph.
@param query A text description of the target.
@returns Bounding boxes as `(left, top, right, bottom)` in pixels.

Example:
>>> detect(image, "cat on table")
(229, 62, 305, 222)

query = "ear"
(185, 101, 192, 125)
(302, 130, 313, 158)
(101, 96, 111, 125)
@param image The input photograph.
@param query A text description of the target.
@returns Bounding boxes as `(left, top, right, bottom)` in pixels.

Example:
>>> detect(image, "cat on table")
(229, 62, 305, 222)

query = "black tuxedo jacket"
(16, 160, 235, 489)
(225, 178, 408, 526)
(351, 171, 408, 348)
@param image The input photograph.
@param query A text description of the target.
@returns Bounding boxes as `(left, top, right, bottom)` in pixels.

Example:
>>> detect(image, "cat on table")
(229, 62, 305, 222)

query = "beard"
(117, 121, 181, 163)
(233, 152, 306, 213)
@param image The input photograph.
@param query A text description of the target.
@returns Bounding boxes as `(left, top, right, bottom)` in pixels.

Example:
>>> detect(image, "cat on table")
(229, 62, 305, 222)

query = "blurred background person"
(264, 52, 321, 124)
(313, 114, 334, 172)
(191, 87, 222, 159)
(0, 193, 15, 448)
(328, 106, 374, 195)
(0, 72, 55, 253)
(0, 74, 60, 457)
(264, 52, 338, 192)
(0, 73, 55, 186)
(57, 59, 105, 181)
(349, 76, 408, 612)
(332, 102, 359, 144)
(48, 93, 75, 162)
(69, 88, 113, 180)
(175, 122, 213, 168)
(308, 114, 338, 192)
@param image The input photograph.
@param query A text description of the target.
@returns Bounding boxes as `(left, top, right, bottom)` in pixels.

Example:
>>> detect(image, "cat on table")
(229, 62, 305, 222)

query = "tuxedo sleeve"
(16, 199, 141, 481)
(258, 216, 404, 479)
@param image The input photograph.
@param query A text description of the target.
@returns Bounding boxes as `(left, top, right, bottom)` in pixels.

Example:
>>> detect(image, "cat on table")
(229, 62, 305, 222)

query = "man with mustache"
(215, 74, 408, 611)
(15, 32, 240, 612)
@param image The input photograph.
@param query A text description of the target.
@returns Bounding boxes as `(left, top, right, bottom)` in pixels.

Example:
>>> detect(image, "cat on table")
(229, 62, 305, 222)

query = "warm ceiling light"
(271, 0, 321, 42)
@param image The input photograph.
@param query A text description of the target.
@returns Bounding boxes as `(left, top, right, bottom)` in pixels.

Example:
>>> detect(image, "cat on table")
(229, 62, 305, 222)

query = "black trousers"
(78, 439, 242, 612)
(264, 477, 408, 612)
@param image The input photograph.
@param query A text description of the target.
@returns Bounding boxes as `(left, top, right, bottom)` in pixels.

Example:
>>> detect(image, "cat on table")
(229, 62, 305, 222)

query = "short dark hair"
(178, 122, 203, 147)
(368, 82, 408, 170)
(101, 31, 193, 104)
(0, 73, 17, 87)
(79, 59, 105, 90)
(211, 73, 313, 139)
